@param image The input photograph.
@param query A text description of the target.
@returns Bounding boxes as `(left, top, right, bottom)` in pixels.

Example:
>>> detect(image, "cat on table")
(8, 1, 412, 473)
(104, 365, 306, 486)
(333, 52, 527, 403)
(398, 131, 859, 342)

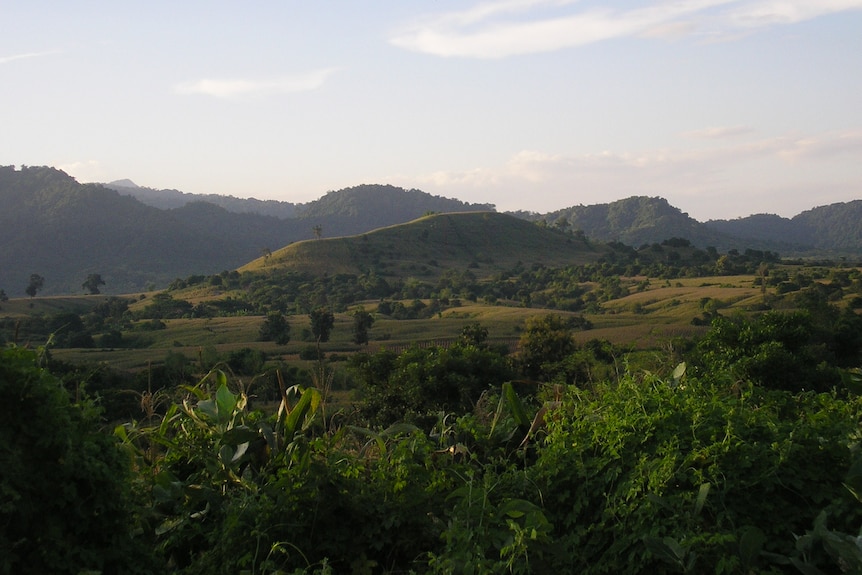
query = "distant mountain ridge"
(528, 195, 862, 255)
(104, 180, 300, 219)
(0, 166, 490, 295)
(705, 201, 862, 252)
(1, 165, 860, 296)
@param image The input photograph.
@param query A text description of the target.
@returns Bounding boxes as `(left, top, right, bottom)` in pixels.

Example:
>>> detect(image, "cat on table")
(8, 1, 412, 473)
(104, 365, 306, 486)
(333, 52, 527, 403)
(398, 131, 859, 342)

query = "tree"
(82, 273, 105, 295)
(517, 313, 578, 381)
(459, 322, 489, 347)
(0, 289, 7, 302)
(313, 224, 323, 240)
(25, 274, 44, 298)
(259, 311, 291, 345)
(310, 307, 335, 343)
(352, 307, 374, 346)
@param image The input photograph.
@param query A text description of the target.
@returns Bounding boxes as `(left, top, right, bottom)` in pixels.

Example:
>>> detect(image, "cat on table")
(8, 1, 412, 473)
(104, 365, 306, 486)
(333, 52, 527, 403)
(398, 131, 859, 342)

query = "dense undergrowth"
(4, 306, 862, 574)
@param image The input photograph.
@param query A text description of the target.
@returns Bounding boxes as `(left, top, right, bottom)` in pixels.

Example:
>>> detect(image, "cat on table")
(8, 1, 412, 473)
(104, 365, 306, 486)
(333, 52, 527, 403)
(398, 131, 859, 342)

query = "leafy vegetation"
(3, 173, 862, 573)
(0, 345, 153, 574)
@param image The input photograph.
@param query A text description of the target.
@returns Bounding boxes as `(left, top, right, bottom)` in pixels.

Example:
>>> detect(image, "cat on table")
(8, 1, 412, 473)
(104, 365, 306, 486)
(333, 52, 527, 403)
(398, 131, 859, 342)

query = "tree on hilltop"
(82, 273, 105, 295)
(25, 274, 44, 298)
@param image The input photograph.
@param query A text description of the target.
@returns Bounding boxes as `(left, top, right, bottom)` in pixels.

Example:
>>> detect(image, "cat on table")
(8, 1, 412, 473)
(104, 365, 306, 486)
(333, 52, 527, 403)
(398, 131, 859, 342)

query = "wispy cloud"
(174, 68, 339, 99)
(391, 0, 862, 58)
(681, 125, 755, 139)
(0, 50, 61, 64)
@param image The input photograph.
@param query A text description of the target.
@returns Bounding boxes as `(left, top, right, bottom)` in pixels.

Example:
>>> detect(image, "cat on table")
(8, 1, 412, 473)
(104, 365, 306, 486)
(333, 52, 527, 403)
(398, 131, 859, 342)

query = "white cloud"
(397, 129, 862, 219)
(57, 160, 104, 183)
(175, 68, 339, 99)
(391, 0, 862, 58)
(681, 125, 755, 139)
(0, 50, 60, 64)
(721, 0, 862, 28)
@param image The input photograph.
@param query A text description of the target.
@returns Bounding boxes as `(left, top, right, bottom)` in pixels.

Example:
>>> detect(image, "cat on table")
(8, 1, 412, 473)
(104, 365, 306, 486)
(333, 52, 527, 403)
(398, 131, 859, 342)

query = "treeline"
(164, 239, 789, 316)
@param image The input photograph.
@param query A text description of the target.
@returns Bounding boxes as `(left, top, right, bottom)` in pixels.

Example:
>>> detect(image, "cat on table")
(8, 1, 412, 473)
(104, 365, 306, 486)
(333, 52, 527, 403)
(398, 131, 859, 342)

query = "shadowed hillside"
(241, 211, 608, 279)
(706, 200, 862, 253)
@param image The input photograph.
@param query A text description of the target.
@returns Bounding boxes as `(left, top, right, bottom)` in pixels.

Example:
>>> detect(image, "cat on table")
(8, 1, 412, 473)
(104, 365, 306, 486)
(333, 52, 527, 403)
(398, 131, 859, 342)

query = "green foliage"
(352, 307, 374, 346)
(258, 311, 291, 345)
(517, 314, 579, 381)
(137, 292, 194, 319)
(529, 372, 862, 574)
(309, 307, 335, 343)
(226, 347, 267, 376)
(353, 342, 516, 430)
(0, 345, 153, 574)
(692, 311, 841, 392)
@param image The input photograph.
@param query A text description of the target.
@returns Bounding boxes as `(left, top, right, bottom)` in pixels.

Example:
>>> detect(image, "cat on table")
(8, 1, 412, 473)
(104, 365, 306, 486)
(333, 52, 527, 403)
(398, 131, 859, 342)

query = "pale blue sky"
(2, 1, 861, 220)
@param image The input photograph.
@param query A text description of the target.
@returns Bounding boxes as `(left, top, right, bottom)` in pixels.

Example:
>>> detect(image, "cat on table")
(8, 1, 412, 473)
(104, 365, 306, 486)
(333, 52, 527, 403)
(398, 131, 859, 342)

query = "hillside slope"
(0, 167, 499, 295)
(706, 200, 862, 253)
(0, 166, 303, 295)
(527, 196, 809, 253)
(241, 211, 607, 279)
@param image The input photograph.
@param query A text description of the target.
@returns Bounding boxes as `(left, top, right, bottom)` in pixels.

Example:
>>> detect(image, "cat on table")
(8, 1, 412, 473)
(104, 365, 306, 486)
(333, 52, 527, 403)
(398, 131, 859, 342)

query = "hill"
(706, 200, 862, 254)
(525, 196, 826, 254)
(0, 166, 304, 295)
(106, 181, 493, 224)
(105, 179, 300, 219)
(0, 167, 493, 295)
(240, 211, 607, 279)
(3, 164, 861, 296)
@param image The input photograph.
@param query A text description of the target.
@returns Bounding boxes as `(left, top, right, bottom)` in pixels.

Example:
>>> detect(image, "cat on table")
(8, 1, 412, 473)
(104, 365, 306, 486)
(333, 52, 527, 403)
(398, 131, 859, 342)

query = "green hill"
(527, 196, 811, 254)
(241, 211, 607, 279)
(706, 200, 862, 253)
(0, 168, 494, 295)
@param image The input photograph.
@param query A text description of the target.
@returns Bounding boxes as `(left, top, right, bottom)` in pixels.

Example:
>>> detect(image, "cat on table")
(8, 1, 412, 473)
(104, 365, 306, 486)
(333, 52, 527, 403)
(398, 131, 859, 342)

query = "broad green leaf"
(672, 362, 686, 382)
(222, 425, 259, 446)
(503, 382, 530, 429)
(285, 387, 321, 437)
(197, 398, 219, 421)
(113, 424, 129, 442)
(215, 382, 237, 423)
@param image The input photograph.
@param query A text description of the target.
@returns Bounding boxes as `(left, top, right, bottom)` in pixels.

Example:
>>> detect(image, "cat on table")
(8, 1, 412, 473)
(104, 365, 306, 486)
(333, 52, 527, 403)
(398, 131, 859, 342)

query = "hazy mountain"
(0, 166, 301, 295)
(105, 181, 494, 224)
(2, 165, 860, 296)
(528, 196, 806, 254)
(0, 167, 493, 296)
(105, 180, 299, 219)
(706, 201, 862, 253)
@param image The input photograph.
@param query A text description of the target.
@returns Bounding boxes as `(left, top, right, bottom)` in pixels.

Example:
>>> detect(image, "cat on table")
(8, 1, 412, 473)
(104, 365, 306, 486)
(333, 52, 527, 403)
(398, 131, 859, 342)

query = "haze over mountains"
(1, 165, 860, 296)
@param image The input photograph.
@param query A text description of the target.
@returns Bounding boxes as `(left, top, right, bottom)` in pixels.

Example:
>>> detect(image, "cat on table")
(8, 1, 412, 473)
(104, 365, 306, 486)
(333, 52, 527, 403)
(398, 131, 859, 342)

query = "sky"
(2, 1, 861, 221)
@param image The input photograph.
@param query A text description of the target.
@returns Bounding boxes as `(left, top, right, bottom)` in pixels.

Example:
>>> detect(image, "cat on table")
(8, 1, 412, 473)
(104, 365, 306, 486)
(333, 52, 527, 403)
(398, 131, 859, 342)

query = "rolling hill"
(0, 167, 492, 295)
(2, 164, 860, 297)
(239, 211, 608, 279)
(705, 200, 862, 253)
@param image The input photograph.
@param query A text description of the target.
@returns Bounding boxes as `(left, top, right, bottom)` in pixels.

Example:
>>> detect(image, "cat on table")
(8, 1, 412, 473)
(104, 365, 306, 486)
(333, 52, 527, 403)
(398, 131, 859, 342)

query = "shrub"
(0, 346, 154, 574)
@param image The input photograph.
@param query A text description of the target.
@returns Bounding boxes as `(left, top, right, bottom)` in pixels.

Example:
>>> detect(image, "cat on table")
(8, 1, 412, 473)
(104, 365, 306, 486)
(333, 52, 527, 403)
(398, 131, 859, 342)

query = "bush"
(529, 371, 862, 574)
(0, 346, 154, 574)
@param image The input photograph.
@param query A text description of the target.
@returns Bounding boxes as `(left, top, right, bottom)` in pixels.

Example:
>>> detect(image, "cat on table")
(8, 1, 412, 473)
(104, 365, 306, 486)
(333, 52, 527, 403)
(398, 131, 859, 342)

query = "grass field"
(29, 273, 771, 373)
